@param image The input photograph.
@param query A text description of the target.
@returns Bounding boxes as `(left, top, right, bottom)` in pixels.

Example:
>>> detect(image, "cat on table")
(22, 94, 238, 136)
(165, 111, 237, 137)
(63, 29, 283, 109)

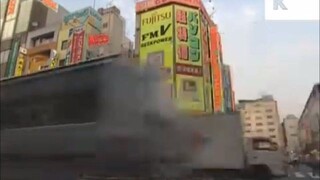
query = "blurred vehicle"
(245, 137, 288, 178)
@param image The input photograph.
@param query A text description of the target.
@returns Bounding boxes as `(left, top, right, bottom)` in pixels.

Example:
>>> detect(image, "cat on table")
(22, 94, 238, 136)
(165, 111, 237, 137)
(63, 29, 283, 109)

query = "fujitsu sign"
(88, 34, 109, 46)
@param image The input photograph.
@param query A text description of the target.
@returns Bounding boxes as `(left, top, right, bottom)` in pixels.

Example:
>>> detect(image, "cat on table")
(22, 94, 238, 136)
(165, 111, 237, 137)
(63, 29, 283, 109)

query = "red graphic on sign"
(71, 30, 84, 64)
(7, 0, 16, 15)
(88, 34, 109, 46)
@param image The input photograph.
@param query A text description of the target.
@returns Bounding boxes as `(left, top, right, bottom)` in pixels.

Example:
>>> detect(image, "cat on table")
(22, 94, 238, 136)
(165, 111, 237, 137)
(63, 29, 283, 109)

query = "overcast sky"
(55, 0, 319, 119)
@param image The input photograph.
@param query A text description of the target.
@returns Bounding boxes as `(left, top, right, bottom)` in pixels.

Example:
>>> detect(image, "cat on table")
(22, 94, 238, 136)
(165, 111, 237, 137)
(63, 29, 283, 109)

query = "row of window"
(245, 115, 274, 121)
(245, 122, 275, 126)
(244, 131, 277, 139)
(244, 109, 273, 114)
(245, 128, 276, 133)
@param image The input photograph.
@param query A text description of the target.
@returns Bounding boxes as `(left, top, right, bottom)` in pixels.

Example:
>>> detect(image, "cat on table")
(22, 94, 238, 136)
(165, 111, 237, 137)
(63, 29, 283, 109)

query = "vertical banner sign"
(5, 38, 20, 77)
(65, 28, 73, 65)
(139, 5, 174, 98)
(14, 53, 24, 76)
(210, 26, 223, 112)
(71, 29, 84, 64)
(200, 14, 212, 113)
(174, 5, 204, 112)
(6, 0, 20, 21)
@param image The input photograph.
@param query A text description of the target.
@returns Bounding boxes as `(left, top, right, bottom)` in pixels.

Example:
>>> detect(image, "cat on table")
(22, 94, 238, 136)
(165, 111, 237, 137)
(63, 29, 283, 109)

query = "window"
(39, 65, 49, 70)
(257, 129, 263, 132)
(269, 128, 275, 132)
(245, 117, 251, 120)
(103, 22, 108, 28)
(267, 122, 274, 125)
(256, 116, 262, 120)
(59, 59, 66, 66)
(266, 109, 273, 113)
(254, 110, 261, 113)
(291, 134, 297, 137)
(183, 80, 197, 92)
(61, 40, 68, 50)
(256, 122, 263, 126)
(254, 103, 261, 107)
(270, 135, 276, 138)
(245, 130, 251, 133)
(245, 123, 251, 127)
(267, 115, 273, 119)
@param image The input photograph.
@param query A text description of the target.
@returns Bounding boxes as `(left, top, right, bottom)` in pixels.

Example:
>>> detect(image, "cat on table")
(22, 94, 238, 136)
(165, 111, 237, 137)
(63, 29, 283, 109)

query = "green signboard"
(5, 38, 20, 77)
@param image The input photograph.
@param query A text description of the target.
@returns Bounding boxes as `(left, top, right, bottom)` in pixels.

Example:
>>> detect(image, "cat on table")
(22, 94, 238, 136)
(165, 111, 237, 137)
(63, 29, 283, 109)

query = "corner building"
(135, 0, 235, 114)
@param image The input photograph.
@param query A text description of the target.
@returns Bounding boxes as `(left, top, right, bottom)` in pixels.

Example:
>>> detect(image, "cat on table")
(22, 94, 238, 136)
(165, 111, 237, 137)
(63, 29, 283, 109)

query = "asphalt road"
(1, 161, 319, 180)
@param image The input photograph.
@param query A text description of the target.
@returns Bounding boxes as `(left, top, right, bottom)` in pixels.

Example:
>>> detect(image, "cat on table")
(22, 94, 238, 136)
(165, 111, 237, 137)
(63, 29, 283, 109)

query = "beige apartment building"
(283, 114, 299, 152)
(238, 95, 284, 148)
(97, 6, 133, 58)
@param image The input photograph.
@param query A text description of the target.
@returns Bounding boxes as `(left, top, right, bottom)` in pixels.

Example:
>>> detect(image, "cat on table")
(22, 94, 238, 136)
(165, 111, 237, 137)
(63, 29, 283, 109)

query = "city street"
(280, 164, 320, 180)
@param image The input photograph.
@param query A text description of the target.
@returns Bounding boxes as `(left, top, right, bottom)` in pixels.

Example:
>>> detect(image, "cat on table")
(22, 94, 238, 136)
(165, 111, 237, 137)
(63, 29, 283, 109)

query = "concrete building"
(24, 24, 60, 74)
(238, 95, 284, 148)
(298, 83, 320, 153)
(56, 7, 102, 65)
(95, 6, 134, 60)
(0, 0, 68, 79)
(135, 0, 235, 114)
(283, 114, 299, 152)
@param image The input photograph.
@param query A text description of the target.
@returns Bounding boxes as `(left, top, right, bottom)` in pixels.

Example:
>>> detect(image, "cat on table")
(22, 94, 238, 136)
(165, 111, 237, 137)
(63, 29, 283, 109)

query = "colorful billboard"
(174, 5, 204, 112)
(71, 28, 85, 64)
(210, 26, 223, 112)
(139, 5, 174, 87)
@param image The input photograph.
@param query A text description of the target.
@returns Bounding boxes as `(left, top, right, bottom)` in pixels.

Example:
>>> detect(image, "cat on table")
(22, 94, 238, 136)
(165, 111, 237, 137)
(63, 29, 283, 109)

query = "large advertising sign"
(5, 38, 20, 77)
(139, 5, 174, 87)
(210, 26, 223, 112)
(88, 34, 109, 47)
(174, 5, 204, 112)
(71, 28, 85, 64)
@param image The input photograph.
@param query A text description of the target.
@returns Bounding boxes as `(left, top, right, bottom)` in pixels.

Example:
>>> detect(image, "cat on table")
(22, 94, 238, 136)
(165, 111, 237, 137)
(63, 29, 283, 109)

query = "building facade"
(283, 114, 299, 152)
(135, 0, 235, 114)
(56, 7, 102, 65)
(97, 6, 129, 57)
(0, 0, 68, 79)
(238, 95, 284, 148)
(298, 83, 320, 153)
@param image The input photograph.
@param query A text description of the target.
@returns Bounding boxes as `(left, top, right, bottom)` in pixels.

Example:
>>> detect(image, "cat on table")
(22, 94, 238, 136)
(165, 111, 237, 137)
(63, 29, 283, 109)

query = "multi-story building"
(283, 114, 299, 152)
(135, 0, 235, 114)
(56, 7, 102, 65)
(97, 6, 133, 58)
(0, 0, 68, 78)
(298, 83, 320, 153)
(238, 95, 284, 148)
(222, 64, 235, 112)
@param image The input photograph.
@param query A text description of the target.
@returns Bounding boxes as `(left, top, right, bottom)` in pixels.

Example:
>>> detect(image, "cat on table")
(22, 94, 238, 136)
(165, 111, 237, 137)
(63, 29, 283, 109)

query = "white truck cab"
(245, 137, 288, 178)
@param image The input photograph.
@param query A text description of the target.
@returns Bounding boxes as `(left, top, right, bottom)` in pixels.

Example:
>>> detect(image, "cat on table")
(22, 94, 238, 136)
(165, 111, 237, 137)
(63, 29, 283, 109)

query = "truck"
(1, 56, 288, 179)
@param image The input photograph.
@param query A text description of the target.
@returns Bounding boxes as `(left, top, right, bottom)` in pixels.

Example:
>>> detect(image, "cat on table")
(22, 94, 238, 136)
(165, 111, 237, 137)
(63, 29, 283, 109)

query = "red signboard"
(71, 30, 84, 64)
(7, 0, 16, 15)
(88, 34, 109, 46)
(176, 63, 203, 77)
(210, 26, 223, 112)
(41, 0, 58, 12)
